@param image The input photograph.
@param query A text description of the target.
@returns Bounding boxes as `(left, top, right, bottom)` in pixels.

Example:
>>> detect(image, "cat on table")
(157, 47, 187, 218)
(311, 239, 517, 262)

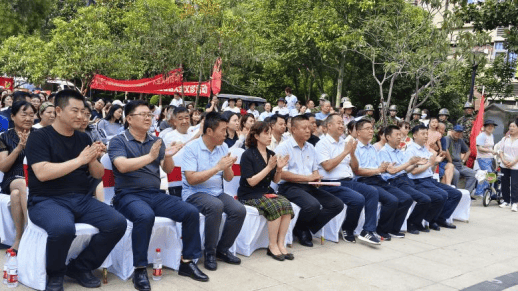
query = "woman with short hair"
(33, 102, 55, 129)
(0, 101, 36, 251)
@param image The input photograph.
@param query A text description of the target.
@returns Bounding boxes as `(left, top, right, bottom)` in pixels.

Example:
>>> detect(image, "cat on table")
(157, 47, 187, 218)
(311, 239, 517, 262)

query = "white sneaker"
(512, 204, 518, 212)
(500, 202, 509, 208)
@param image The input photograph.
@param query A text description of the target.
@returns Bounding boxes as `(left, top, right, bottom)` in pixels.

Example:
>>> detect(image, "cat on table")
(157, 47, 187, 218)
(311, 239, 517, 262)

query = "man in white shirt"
(247, 102, 260, 119)
(223, 99, 240, 114)
(272, 98, 290, 116)
(170, 93, 183, 107)
(284, 87, 298, 110)
(275, 115, 344, 247)
(162, 107, 196, 148)
(268, 114, 287, 151)
(315, 114, 381, 245)
(259, 103, 273, 121)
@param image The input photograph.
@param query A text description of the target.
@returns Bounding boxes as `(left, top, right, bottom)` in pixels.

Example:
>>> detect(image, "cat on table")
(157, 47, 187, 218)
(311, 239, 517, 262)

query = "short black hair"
(31, 94, 41, 100)
(11, 100, 36, 116)
(411, 124, 428, 135)
(291, 115, 309, 128)
(54, 90, 85, 109)
(347, 120, 356, 133)
(316, 119, 323, 127)
(271, 114, 285, 124)
(124, 100, 148, 129)
(355, 119, 371, 131)
(124, 100, 148, 117)
(325, 113, 341, 126)
(204, 112, 227, 134)
(221, 110, 239, 123)
(12, 91, 31, 103)
(384, 125, 400, 137)
(172, 106, 189, 117)
(304, 112, 315, 119)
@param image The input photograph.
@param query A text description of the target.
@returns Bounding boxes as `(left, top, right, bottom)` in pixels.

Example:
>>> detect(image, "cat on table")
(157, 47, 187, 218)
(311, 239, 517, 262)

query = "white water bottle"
(152, 248, 162, 281)
(3, 249, 12, 285)
(7, 251, 18, 288)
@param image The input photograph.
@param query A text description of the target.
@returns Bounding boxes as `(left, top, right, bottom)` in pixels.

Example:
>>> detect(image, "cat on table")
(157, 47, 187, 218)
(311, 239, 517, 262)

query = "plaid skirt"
(241, 195, 294, 221)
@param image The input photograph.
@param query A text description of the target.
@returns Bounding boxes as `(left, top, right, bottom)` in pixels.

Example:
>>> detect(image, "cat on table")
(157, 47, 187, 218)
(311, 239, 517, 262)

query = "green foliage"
(149, 95, 160, 105)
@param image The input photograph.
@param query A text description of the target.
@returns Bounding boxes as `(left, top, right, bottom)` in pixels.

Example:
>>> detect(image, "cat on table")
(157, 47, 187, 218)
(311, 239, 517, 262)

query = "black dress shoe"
(406, 228, 419, 235)
(216, 250, 241, 265)
(282, 253, 294, 260)
(428, 222, 441, 231)
(266, 248, 285, 261)
(297, 230, 314, 247)
(65, 268, 101, 288)
(204, 252, 217, 271)
(132, 268, 151, 291)
(46, 276, 64, 291)
(412, 223, 430, 233)
(436, 220, 457, 229)
(178, 260, 209, 282)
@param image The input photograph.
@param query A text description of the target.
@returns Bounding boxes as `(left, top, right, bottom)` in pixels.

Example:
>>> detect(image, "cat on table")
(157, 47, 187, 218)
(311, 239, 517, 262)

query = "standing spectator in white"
(475, 119, 497, 198)
(169, 93, 184, 107)
(181, 112, 246, 271)
(284, 87, 298, 110)
(499, 119, 518, 211)
(25, 90, 126, 291)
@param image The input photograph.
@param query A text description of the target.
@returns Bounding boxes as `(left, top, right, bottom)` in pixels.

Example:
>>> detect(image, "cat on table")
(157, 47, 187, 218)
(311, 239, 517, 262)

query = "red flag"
(0, 77, 14, 90)
(211, 57, 222, 95)
(467, 95, 485, 168)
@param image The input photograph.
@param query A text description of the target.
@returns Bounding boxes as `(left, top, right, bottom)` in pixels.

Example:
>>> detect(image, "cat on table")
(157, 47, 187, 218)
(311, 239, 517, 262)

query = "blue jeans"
(475, 158, 493, 196)
(28, 193, 127, 277)
(413, 177, 462, 222)
(114, 188, 202, 266)
(321, 179, 379, 233)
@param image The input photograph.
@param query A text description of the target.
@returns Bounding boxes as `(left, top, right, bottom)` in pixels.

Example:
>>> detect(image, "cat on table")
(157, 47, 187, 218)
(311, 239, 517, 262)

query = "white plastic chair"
(100, 154, 182, 281)
(224, 148, 300, 256)
(18, 158, 111, 290)
(0, 171, 16, 246)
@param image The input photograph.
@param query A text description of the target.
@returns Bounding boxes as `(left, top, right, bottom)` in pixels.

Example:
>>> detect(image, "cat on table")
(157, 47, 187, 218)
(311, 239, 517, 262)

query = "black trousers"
(28, 193, 127, 277)
(278, 183, 344, 234)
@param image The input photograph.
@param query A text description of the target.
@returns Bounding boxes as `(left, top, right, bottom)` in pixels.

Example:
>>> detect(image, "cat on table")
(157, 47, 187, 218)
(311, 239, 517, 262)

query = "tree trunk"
(195, 58, 203, 109)
(335, 56, 345, 108)
(383, 75, 397, 126)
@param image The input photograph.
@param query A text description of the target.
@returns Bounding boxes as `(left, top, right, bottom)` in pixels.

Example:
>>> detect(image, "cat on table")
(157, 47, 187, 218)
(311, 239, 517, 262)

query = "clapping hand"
(267, 155, 278, 170)
(165, 141, 183, 157)
(149, 139, 162, 160)
(309, 171, 323, 182)
(16, 129, 30, 150)
(344, 139, 357, 154)
(435, 152, 446, 163)
(378, 162, 389, 173)
(92, 141, 106, 159)
(217, 153, 236, 171)
(78, 145, 98, 165)
(416, 158, 428, 165)
(276, 155, 289, 170)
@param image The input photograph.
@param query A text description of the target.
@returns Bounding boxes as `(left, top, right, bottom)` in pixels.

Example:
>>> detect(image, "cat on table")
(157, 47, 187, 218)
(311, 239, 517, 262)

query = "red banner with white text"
(90, 69, 183, 94)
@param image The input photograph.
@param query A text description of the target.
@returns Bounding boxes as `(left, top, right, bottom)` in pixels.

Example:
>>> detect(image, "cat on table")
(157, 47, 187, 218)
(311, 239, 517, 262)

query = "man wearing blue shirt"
(407, 125, 462, 230)
(378, 125, 441, 234)
(182, 112, 246, 271)
(275, 115, 344, 247)
(353, 119, 413, 241)
(315, 100, 331, 121)
(316, 114, 381, 245)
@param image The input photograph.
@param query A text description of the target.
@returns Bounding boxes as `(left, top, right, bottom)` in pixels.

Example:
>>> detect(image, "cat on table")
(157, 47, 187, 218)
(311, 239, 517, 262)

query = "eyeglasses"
(360, 127, 374, 131)
(130, 112, 154, 118)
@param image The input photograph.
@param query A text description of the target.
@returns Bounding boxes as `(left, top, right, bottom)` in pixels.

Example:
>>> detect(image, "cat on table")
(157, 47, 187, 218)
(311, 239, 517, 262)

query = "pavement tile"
(339, 264, 434, 290)
(380, 254, 464, 282)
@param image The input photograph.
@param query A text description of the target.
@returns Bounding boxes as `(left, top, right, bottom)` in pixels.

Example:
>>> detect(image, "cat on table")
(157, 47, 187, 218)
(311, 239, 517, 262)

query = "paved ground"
(4, 200, 518, 291)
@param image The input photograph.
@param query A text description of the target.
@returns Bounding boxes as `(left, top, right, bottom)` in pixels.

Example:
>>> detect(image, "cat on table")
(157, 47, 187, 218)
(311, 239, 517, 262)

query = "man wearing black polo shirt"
(25, 90, 127, 291)
(108, 101, 208, 290)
